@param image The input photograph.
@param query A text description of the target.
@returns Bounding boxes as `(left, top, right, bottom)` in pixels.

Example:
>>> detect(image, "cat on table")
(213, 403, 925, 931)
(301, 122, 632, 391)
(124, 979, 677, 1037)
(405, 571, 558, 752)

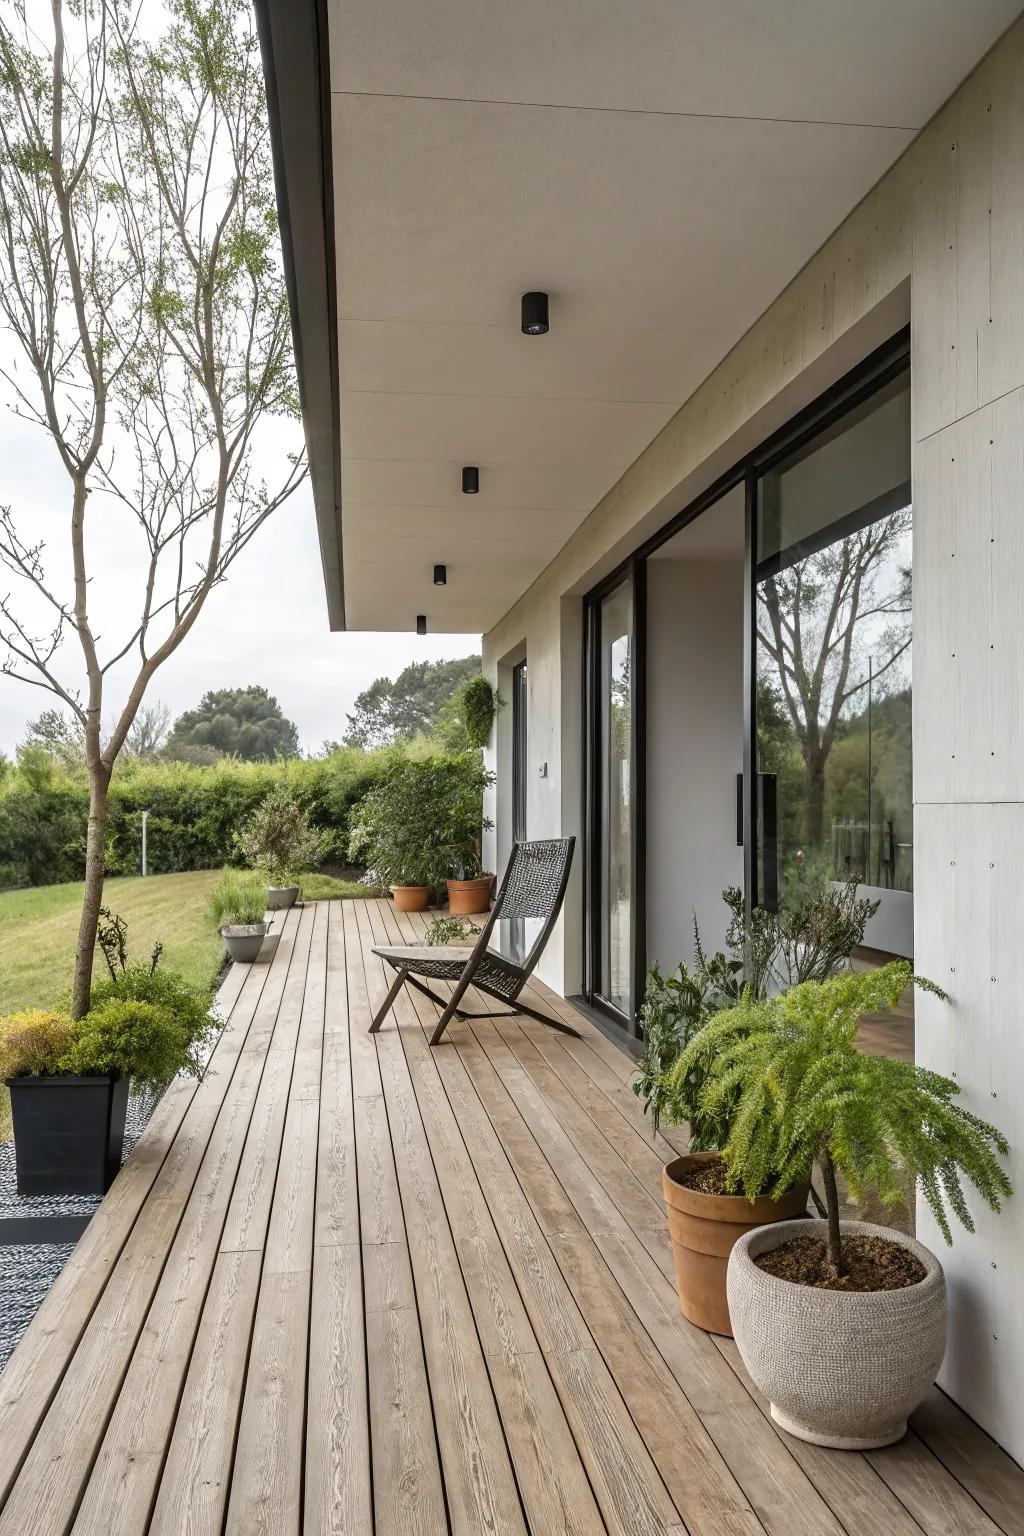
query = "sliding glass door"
(752, 367, 913, 943)
(585, 564, 645, 1029)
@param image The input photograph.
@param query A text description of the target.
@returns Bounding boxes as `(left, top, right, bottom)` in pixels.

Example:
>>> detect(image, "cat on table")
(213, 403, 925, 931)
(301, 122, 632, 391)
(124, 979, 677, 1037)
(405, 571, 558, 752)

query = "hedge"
(0, 745, 410, 888)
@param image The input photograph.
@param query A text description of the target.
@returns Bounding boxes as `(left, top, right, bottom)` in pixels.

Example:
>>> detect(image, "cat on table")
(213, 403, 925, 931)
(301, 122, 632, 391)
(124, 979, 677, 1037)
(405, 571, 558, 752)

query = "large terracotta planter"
(662, 1151, 809, 1336)
(446, 876, 493, 915)
(728, 1218, 946, 1448)
(392, 884, 430, 912)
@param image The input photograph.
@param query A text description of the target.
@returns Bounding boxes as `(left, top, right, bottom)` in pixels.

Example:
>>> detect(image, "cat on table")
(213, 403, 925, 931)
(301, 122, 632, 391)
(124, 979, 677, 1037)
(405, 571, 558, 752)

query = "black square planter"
(6, 1074, 130, 1196)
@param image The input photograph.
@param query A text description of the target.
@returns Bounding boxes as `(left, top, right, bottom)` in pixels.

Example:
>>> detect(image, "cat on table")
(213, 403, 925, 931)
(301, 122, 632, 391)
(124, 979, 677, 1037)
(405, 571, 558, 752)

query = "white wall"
(645, 558, 744, 969)
(482, 17, 1024, 1459)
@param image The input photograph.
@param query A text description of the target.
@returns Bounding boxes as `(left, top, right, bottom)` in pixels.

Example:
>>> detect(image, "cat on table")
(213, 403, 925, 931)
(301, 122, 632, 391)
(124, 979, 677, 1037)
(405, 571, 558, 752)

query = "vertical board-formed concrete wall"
(482, 19, 1024, 1457)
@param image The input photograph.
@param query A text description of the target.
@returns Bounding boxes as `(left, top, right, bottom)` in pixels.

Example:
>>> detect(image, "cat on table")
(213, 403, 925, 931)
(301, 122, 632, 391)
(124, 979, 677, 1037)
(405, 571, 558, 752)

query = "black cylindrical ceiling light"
(416, 614, 427, 636)
(433, 564, 447, 586)
(521, 291, 549, 335)
(461, 465, 479, 494)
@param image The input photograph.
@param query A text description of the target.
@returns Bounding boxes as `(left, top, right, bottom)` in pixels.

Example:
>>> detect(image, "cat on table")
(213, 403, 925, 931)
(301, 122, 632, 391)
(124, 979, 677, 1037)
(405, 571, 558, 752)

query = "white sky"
(0, 0, 480, 761)
(0, 403, 480, 757)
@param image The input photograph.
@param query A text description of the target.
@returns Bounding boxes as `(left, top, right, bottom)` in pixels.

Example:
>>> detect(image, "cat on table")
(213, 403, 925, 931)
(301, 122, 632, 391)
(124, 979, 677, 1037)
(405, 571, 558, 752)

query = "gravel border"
(0, 1082, 165, 1369)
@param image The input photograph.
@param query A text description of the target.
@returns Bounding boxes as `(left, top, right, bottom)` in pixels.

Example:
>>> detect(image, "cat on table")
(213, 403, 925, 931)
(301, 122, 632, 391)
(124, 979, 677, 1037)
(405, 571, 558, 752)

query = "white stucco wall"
(483, 17, 1024, 1459)
(644, 558, 744, 969)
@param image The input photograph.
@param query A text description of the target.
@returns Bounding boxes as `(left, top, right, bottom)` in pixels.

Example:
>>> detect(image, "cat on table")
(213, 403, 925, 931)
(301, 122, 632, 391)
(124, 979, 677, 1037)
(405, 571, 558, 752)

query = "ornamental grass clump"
(667, 961, 1013, 1278)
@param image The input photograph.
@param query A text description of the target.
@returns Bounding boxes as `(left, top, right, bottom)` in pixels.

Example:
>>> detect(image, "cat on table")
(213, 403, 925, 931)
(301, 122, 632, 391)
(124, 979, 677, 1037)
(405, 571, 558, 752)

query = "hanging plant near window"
(460, 674, 498, 749)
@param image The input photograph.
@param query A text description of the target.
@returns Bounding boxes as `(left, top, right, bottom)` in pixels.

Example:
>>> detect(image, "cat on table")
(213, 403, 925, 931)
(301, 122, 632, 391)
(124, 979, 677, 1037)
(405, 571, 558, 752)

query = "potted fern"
(672, 962, 1013, 1448)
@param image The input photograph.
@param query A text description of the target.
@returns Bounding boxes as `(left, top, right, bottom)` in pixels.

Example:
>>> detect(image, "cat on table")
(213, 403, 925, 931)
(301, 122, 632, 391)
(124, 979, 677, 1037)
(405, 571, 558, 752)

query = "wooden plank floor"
(2, 897, 1022, 1536)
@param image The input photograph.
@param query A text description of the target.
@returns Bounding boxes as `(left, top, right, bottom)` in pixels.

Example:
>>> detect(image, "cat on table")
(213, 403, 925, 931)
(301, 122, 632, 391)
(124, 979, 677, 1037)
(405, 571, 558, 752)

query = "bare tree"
(757, 509, 911, 847)
(123, 699, 171, 758)
(0, 0, 305, 1015)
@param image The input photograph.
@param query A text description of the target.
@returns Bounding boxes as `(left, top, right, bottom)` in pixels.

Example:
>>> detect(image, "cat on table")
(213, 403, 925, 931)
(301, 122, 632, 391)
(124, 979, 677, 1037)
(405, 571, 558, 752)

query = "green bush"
(348, 753, 493, 890)
(88, 963, 216, 1050)
(0, 1009, 74, 1078)
(235, 788, 328, 885)
(0, 744, 409, 887)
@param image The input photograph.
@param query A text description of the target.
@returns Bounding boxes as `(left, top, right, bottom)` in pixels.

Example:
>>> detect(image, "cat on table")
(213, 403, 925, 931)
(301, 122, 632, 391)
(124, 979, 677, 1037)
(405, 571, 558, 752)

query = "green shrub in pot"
(236, 788, 327, 905)
(207, 869, 271, 963)
(676, 961, 1013, 1447)
(348, 753, 494, 895)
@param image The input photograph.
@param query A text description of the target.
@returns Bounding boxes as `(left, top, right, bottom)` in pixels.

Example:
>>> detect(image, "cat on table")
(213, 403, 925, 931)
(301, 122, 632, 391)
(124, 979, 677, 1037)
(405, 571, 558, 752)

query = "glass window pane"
(755, 371, 913, 925)
(599, 580, 633, 1014)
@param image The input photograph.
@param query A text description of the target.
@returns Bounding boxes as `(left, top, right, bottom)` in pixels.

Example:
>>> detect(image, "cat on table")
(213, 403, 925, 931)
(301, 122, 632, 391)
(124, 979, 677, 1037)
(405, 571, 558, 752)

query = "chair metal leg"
(369, 967, 408, 1032)
(429, 971, 475, 1046)
(510, 995, 581, 1038)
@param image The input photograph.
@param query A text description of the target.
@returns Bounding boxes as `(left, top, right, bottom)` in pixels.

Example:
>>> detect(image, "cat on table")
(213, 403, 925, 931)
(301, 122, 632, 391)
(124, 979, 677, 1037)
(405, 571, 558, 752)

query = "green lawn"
(0, 870, 226, 1016)
(0, 868, 370, 1139)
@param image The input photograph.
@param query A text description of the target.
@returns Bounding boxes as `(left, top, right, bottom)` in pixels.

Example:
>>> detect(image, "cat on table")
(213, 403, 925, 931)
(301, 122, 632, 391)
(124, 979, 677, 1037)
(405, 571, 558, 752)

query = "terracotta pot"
(728, 1219, 946, 1448)
(662, 1152, 809, 1336)
(392, 884, 430, 912)
(446, 875, 493, 915)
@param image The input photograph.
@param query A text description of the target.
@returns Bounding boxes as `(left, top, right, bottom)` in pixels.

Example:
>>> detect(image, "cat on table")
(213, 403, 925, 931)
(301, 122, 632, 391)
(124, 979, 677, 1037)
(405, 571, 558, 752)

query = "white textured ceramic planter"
(727, 1218, 946, 1449)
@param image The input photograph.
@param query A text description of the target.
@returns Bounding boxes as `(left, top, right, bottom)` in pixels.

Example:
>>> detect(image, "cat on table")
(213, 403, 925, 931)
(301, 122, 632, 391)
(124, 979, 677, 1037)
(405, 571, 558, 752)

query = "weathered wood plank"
(0, 958, 252, 1511)
(0, 911, 304, 1536)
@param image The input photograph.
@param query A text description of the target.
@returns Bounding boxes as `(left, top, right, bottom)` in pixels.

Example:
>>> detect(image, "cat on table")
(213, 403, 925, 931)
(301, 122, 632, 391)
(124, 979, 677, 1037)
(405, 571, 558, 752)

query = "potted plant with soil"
(437, 751, 496, 915)
(641, 946, 807, 1335)
(348, 755, 461, 912)
(236, 788, 327, 910)
(676, 962, 1013, 1448)
(2, 955, 217, 1197)
(207, 870, 271, 962)
(642, 881, 883, 1336)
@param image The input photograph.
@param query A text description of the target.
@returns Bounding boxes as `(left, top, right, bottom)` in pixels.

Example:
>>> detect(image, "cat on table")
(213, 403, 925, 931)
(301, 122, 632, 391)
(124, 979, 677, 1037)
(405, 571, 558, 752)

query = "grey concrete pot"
(267, 884, 299, 911)
(727, 1218, 946, 1449)
(222, 923, 269, 963)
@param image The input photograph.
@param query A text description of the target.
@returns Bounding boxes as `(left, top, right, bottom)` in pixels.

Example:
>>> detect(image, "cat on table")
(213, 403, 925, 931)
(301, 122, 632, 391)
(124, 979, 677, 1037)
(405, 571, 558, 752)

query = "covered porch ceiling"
(258, 0, 1021, 633)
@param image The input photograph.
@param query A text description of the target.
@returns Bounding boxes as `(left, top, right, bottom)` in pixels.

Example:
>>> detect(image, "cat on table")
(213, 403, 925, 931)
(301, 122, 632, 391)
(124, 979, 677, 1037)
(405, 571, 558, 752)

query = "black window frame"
(580, 326, 910, 1034)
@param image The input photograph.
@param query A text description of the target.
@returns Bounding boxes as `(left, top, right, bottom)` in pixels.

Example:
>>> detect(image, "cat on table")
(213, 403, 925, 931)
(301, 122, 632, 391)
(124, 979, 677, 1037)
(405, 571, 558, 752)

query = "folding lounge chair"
(369, 836, 578, 1046)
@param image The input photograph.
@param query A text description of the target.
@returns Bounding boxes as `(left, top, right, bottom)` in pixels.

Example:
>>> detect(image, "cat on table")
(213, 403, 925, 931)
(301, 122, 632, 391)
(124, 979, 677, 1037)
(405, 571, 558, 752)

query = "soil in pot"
(392, 885, 430, 912)
(756, 1233, 925, 1293)
(728, 1217, 946, 1449)
(662, 1151, 809, 1336)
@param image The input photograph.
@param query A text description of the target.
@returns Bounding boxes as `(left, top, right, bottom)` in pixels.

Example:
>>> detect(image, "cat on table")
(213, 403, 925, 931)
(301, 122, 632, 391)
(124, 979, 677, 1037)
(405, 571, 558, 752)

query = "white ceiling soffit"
(328, 0, 1020, 634)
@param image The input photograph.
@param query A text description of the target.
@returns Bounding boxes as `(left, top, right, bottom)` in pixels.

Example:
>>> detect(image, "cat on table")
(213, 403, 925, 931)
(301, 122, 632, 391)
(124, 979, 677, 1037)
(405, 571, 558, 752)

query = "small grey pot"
(221, 923, 270, 963)
(267, 884, 300, 911)
(727, 1218, 946, 1449)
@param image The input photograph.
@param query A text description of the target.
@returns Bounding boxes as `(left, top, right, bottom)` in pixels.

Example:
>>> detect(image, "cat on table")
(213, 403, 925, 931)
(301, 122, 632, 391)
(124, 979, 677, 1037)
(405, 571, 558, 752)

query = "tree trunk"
(819, 1144, 845, 1277)
(72, 767, 111, 1019)
(803, 751, 827, 848)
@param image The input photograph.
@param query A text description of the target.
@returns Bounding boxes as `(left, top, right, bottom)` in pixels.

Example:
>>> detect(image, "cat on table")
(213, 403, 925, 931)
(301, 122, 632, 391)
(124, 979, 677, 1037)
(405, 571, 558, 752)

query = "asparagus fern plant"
(664, 961, 1013, 1276)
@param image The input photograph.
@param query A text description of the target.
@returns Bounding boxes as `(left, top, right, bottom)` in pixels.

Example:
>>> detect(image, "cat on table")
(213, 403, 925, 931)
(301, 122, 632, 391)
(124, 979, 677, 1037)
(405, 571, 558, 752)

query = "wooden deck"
(2, 897, 1022, 1536)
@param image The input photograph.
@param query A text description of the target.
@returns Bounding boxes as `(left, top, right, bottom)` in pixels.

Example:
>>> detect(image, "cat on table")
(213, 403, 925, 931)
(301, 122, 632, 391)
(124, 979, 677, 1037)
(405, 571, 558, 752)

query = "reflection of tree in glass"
(757, 509, 911, 850)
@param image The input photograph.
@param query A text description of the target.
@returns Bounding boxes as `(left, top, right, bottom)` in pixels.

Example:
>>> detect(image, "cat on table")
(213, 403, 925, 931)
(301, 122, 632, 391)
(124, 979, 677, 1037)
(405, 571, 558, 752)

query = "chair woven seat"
(368, 838, 577, 1045)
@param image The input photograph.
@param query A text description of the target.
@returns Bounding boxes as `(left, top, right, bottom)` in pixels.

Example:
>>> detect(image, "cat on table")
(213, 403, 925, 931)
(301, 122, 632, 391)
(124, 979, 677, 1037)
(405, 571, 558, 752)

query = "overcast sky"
(0, 395, 480, 760)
